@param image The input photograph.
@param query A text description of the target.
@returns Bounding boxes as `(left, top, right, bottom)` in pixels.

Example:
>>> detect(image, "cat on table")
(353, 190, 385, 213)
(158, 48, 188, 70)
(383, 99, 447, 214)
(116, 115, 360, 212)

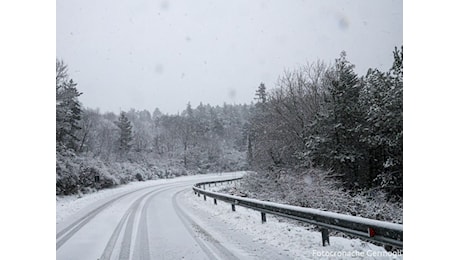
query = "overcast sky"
(57, 0, 402, 115)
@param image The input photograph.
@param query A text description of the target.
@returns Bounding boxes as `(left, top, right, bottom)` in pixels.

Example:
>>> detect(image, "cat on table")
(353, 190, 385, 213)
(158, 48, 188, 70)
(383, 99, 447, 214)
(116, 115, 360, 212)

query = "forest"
(56, 47, 402, 220)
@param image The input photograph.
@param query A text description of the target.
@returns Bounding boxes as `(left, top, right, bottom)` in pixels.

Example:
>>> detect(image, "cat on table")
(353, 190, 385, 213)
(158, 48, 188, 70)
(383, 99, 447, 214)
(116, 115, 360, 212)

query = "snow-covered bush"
(56, 154, 120, 195)
(219, 149, 248, 172)
(56, 150, 80, 195)
(235, 169, 402, 223)
(78, 157, 119, 189)
(56, 152, 196, 196)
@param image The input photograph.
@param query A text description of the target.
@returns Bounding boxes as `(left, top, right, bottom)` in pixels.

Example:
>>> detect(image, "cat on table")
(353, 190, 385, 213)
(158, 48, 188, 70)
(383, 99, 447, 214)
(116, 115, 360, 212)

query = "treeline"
(57, 47, 402, 203)
(56, 60, 250, 195)
(77, 104, 250, 170)
(248, 48, 403, 201)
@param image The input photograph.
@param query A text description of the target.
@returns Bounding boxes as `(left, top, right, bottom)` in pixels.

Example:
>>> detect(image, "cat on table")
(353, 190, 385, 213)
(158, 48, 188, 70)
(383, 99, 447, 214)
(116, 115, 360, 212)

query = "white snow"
(56, 180, 161, 225)
(199, 185, 403, 231)
(57, 172, 402, 259)
(56, 172, 244, 225)
(185, 185, 403, 259)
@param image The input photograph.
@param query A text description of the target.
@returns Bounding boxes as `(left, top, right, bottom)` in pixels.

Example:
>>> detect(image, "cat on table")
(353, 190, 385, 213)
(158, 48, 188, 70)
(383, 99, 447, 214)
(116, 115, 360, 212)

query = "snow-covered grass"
(184, 188, 403, 259)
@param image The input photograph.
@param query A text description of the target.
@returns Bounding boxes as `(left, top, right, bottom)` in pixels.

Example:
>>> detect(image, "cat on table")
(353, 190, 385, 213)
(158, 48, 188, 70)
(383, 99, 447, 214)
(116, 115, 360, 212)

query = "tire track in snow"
(100, 183, 194, 260)
(133, 191, 154, 260)
(98, 203, 131, 260)
(99, 184, 175, 260)
(56, 185, 158, 250)
(57, 175, 238, 258)
(118, 194, 144, 260)
(172, 189, 239, 260)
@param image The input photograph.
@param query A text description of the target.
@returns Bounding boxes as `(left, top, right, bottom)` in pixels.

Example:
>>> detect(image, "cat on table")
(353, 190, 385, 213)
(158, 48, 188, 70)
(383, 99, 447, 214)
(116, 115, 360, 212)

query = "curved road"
(56, 173, 289, 260)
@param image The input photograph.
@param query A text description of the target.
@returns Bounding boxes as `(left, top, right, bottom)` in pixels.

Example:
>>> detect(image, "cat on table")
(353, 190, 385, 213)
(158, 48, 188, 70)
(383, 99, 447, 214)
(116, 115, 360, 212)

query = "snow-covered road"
(56, 172, 286, 259)
(56, 172, 401, 259)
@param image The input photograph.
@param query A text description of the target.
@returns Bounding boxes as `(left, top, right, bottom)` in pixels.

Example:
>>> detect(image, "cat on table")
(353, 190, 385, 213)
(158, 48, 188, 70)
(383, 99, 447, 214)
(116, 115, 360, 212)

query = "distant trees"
(116, 112, 133, 157)
(77, 103, 250, 173)
(255, 82, 267, 104)
(56, 59, 251, 195)
(162, 102, 250, 172)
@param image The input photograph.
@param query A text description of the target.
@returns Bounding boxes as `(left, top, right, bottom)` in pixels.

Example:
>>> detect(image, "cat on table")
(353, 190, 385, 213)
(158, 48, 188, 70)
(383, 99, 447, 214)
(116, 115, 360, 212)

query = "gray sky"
(57, 0, 402, 115)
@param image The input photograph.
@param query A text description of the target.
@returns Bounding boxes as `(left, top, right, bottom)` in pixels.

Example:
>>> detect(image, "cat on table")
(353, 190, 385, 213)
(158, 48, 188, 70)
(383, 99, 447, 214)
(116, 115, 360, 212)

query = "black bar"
(231, 204, 235, 211)
(214, 198, 217, 205)
(321, 228, 330, 246)
(261, 212, 266, 223)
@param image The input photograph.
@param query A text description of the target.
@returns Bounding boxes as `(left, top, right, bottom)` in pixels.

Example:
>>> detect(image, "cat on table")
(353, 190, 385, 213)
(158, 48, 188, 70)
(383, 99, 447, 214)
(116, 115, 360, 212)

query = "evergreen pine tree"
(359, 46, 403, 198)
(255, 82, 267, 104)
(117, 112, 133, 155)
(307, 52, 367, 188)
(56, 60, 82, 152)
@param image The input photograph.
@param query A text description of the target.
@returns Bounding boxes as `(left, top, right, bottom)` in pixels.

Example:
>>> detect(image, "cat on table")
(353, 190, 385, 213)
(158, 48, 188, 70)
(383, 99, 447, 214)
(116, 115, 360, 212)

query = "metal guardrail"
(193, 177, 403, 249)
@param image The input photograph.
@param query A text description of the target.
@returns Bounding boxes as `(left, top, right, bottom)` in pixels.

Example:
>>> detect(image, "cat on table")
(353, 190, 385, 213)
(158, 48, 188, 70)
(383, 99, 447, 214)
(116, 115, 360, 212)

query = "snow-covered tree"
(56, 59, 82, 152)
(248, 49, 402, 199)
(116, 112, 133, 156)
(255, 82, 267, 104)
(359, 47, 403, 198)
(250, 62, 330, 170)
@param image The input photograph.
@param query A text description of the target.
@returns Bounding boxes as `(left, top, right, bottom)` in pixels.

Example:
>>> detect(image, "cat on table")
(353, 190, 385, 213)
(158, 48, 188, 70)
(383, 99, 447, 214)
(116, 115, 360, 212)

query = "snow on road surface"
(56, 172, 402, 259)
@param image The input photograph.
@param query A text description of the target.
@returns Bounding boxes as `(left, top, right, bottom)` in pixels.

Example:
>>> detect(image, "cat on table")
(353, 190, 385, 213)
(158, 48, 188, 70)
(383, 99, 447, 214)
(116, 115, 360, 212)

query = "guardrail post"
(261, 212, 266, 223)
(203, 195, 206, 201)
(214, 198, 217, 205)
(231, 204, 235, 211)
(197, 193, 200, 197)
(321, 228, 330, 246)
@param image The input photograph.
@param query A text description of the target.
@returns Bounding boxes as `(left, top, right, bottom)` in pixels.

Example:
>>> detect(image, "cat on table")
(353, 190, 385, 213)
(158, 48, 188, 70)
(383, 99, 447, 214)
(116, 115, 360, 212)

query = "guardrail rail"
(192, 177, 403, 249)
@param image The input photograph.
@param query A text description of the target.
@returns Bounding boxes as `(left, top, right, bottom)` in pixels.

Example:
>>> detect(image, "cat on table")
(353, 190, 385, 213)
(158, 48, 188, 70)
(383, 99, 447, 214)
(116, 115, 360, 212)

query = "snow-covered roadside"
(183, 189, 402, 260)
(56, 172, 242, 225)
